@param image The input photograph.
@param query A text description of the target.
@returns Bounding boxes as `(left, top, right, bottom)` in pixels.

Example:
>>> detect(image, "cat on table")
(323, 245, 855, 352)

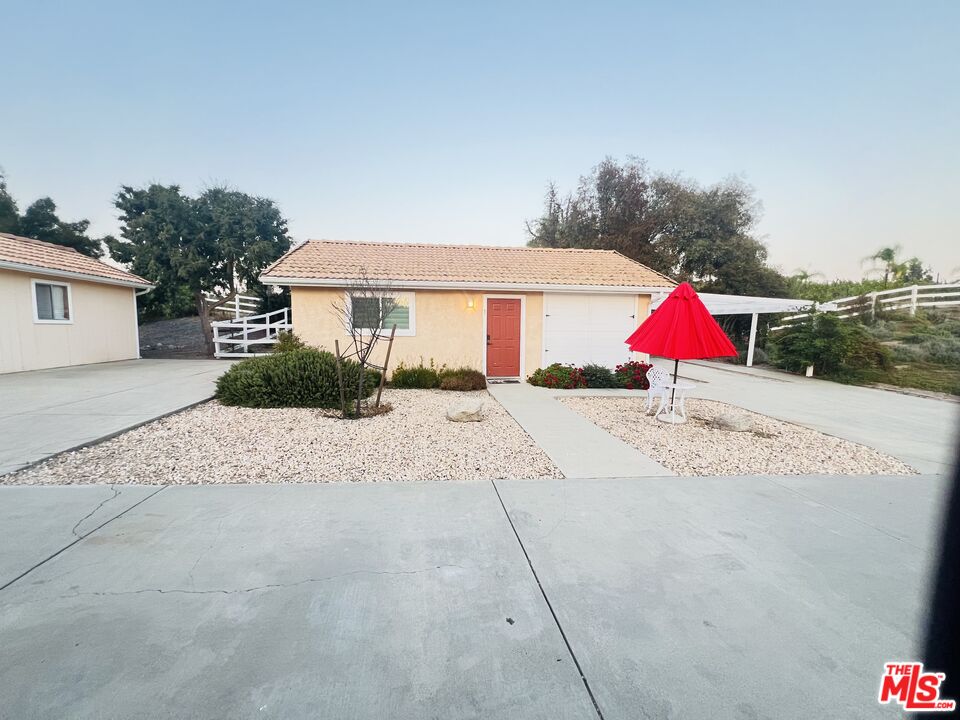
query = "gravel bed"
(7, 390, 561, 485)
(560, 396, 917, 476)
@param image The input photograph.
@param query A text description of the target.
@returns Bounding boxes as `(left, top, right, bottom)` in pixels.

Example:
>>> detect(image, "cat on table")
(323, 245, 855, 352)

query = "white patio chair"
(645, 366, 671, 414)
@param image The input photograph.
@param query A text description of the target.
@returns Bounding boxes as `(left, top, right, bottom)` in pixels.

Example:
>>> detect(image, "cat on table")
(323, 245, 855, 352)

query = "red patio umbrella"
(625, 282, 737, 385)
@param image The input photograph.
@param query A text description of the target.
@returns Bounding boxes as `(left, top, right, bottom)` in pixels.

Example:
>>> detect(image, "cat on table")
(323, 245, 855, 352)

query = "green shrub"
(527, 363, 587, 389)
(940, 318, 960, 339)
(272, 330, 306, 353)
(439, 367, 487, 391)
(736, 347, 769, 365)
(914, 336, 960, 365)
(580, 363, 618, 388)
(614, 360, 653, 390)
(215, 348, 379, 408)
(391, 359, 442, 389)
(867, 320, 898, 342)
(768, 313, 892, 382)
(892, 343, 922, 363)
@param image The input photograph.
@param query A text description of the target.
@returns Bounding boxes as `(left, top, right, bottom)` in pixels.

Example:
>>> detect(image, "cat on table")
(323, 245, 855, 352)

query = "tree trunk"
(195, 291, 215, 357)
(375, 326, 397, 407)
(334, 340, 347, 419)
(355, 365, 365, 418)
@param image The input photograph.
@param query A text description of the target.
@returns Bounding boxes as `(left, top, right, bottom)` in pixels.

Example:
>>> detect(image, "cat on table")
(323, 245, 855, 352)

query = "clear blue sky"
(1, 0, 957, 280)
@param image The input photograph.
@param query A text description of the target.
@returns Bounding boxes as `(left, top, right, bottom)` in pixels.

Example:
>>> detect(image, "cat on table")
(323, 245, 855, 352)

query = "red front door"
(486, 298, 521, 377)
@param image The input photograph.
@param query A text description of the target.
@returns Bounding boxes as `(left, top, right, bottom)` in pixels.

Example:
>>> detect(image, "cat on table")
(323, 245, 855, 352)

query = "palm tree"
(790, 268, 824, 284)
(863, 245, 906, 287)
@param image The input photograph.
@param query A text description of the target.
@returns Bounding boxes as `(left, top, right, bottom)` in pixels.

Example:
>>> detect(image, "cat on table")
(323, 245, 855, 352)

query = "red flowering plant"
(614, 360, 653, 390)
(527, 363, 588, 389)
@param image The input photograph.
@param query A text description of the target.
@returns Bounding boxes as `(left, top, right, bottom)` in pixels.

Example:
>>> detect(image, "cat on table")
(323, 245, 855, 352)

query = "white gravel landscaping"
(559, 396, 917, 476)
(6, 390, 561, 485)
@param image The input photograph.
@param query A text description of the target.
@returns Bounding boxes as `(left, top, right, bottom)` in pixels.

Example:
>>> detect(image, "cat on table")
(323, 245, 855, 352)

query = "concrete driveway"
(0, 475, 947, 719)
(0, 359, 228, 475)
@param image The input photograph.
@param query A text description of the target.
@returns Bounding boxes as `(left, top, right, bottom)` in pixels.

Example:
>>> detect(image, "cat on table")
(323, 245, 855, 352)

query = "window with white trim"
(347, 291, 415, 336)
(32, 280, 72, 323)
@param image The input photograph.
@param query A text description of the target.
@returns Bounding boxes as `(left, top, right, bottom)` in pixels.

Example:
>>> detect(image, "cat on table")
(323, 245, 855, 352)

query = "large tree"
(194, 186, 291, 300)
(0, 170, 105, 257)
(108, 184, 291, 352)
(108, 184, 205, 320)
(19, 197, 105, 258)
(648, 174, 787, 296)
(0, 172, 20, 233)
(527, 157, 787, 298)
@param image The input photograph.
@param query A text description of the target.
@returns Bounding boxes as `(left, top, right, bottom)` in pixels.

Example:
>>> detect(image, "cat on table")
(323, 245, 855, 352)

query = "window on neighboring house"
(348, 292, 415, 336)
(33, 280, 72, 323)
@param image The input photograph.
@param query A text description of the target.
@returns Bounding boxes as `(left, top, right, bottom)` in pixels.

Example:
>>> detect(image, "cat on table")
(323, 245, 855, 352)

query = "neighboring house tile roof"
(261, 240, 675, 289)
(0, 233, 152, 287)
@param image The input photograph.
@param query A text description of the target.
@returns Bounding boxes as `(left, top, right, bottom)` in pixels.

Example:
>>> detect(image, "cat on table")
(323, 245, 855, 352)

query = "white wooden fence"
(774, 283, 960, 329)
(212, 308, 292, 358)
(202, 292, 261, 319)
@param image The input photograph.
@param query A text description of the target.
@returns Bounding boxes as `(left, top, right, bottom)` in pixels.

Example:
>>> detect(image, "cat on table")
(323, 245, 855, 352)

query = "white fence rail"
(202, 292, 261, 319)
(212, 308, 292, 358)
(773, 283, 960, 330)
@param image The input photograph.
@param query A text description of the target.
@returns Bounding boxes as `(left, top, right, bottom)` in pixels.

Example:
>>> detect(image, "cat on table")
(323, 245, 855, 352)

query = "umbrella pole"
(670, 358, 679, 408)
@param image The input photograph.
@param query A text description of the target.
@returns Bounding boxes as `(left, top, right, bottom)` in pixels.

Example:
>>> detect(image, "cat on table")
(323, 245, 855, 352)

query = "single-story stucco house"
(260, 240, 676, 378)
(0, 232, 153, 374)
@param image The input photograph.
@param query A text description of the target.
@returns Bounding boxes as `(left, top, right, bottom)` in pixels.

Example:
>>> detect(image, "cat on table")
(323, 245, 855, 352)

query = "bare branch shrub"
(331, 270, 400, 418)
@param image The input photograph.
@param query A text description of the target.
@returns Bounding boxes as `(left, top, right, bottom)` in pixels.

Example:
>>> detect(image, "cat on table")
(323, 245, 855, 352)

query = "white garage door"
(542, 293, 638, 369)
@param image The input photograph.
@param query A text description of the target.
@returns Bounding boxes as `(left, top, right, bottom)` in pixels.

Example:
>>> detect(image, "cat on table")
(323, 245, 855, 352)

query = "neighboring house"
(260, 240, 675, 378)
(0, 233, 153, 374)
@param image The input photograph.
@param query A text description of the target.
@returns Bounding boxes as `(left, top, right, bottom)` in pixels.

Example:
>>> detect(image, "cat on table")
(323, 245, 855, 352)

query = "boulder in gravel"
(446, 399, 484, 422)
(709, 411, 757, 433)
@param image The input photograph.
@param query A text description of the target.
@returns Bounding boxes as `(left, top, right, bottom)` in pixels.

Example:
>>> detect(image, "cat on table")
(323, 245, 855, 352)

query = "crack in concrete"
(761, 476, 926, 550)
(71, 486, 121, 538)
(0, 486, 167, 595)
(60, 564, 468, 598)
(538, 481, 569, 540)
(490, 480, 605, 720)
(187, 519, 225, 589)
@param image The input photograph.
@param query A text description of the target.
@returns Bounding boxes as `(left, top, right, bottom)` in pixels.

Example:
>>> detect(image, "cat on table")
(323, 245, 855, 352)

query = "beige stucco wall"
(290, 287, 648, 378)
(0, 269, 140, 374)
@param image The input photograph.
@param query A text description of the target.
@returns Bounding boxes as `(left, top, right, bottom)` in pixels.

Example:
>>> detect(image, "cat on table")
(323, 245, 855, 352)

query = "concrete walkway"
(487, 382, 673, 477)
(0, 359, 229, 475)
(0, 475, 946, 719)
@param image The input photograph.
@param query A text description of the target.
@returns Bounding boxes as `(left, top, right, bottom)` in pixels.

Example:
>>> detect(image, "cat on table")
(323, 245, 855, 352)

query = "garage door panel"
(545, 295, 589, 325)
(543, 294, 638, 369)
(588, 302, 634, 331)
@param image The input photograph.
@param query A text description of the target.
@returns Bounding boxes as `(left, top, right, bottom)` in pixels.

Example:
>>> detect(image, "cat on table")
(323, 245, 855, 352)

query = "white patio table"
(655, 382, 696, 424)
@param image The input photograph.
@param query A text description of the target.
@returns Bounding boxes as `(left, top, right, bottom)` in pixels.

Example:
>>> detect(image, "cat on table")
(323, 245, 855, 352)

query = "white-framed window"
(32, 279, 73, 324)
(346, 291, 415, 337)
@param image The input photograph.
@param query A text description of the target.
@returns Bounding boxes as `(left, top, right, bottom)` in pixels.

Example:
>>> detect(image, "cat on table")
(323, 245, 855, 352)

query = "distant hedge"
(439, 367, 487, 391)
(768, 313, 892, 382)
(391, 361, 441, 389)
(216, 348, 380, 408)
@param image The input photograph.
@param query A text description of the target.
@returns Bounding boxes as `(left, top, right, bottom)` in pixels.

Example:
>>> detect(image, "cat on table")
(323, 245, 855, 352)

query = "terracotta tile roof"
(261, 240, 675, 289)
(0, 233, 151, 287)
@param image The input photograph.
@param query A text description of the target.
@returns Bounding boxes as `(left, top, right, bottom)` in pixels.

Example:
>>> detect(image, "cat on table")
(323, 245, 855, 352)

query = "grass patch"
(886, 362, 960, 395)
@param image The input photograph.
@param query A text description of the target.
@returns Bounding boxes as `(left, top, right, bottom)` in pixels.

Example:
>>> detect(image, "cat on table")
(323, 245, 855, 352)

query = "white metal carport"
(649, 292, 836, 366)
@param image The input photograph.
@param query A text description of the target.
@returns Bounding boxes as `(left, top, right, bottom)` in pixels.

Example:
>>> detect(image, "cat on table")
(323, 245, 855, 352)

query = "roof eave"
(0, 260, 154, 289)
(260, 275, 674, 294)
